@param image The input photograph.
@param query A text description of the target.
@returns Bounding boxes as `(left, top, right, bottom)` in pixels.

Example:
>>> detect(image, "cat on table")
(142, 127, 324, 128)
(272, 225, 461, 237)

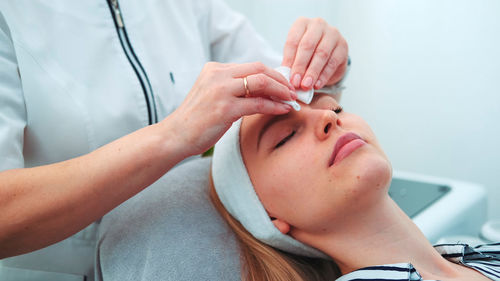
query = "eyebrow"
(257, 114, 290, 150)
(255, 95, 327, 150)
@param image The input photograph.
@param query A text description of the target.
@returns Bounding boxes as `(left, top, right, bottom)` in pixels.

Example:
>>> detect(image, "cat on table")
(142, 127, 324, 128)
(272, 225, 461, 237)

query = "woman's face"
(240, 94, 392, 235)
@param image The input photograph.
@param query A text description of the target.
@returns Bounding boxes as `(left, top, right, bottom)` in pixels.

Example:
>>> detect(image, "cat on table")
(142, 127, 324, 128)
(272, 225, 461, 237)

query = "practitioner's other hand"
(282, 17, 349, 91)
(165, 62, 295, 156)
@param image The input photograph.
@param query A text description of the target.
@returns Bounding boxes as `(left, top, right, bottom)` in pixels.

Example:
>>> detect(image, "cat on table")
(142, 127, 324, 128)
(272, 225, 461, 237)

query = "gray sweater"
(96, 157, 241, 281)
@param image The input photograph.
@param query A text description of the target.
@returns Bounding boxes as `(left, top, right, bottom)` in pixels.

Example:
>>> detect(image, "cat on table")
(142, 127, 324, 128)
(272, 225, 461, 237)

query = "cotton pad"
(275, 66, 313, 111)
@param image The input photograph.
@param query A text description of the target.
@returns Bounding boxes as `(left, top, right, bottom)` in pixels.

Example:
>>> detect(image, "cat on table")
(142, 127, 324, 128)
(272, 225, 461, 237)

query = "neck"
(297, 196, 460, 279)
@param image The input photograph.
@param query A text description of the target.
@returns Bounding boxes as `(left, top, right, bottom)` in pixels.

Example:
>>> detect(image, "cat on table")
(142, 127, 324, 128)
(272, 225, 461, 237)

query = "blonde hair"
(208, 175, 341, 281)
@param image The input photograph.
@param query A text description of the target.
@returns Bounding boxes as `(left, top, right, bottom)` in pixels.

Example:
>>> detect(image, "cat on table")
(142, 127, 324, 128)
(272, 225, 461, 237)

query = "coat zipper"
(107, 0, 158, 125)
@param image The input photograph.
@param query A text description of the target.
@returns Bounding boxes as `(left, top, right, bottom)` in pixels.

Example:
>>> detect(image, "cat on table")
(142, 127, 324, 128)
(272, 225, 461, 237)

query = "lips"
(328, 132, 366, 166)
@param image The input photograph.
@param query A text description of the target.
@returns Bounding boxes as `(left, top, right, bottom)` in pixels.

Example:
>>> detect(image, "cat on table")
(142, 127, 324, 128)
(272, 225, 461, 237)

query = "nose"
(314, 110, 340, 141)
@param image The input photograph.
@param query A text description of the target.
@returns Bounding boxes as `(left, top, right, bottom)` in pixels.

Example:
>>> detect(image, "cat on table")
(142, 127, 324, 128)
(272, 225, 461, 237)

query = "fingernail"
(292, 74, 301, 88)
(279, 103, 292, 111)
(315, 79, 322, 89)
(290, 90, 297, 100)
(302, 76, 313, 88)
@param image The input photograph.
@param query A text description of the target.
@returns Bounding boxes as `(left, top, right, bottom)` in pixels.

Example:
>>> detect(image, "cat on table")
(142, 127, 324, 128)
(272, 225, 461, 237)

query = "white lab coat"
(0, 0, 279, 280)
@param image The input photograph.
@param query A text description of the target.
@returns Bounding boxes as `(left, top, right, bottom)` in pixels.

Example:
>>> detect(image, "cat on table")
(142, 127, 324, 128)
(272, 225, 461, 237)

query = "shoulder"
(434, 242, 500, 260)
(435, 242, 500, 281)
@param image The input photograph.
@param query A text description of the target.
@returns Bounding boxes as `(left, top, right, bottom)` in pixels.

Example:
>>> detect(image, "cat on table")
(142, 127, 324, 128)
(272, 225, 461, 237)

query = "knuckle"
(326, 57, 338, 69)
(330, 26, 339, 35)
(314, 17, 326, 25)
(299, 40, 316, 52)
(285, 38, 300, 49)
(254, 74, 268, 89)
(315, 48, 331, 60)
(255, 98, 266, 112)
(318, 70, 330, 82)
(317, 72, 327, 82)
(253, 61, 266, 73)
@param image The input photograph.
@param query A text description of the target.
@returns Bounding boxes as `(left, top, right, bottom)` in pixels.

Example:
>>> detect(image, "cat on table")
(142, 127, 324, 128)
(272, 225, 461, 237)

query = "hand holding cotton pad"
(275, 58, 350, 110)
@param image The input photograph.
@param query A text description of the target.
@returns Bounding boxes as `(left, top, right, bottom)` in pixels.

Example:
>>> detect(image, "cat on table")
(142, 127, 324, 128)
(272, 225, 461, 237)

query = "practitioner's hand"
(282, 17, 349, 91)
(165, 62, 295, 156)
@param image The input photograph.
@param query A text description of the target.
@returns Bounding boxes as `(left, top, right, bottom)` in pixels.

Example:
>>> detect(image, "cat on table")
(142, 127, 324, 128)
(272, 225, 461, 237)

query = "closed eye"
(332, 106, 343, 114)
(274, 131, 296, 149)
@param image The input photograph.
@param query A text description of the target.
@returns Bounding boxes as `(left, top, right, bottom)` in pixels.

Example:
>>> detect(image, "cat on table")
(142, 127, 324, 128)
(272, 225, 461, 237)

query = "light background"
(224, 0, 500, 220)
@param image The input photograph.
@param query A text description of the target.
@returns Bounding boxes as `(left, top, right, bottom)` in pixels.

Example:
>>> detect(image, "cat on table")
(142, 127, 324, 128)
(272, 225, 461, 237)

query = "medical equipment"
(390, 171, 487, 243)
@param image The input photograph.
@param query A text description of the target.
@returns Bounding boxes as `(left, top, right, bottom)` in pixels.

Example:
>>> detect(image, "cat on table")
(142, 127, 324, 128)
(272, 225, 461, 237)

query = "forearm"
(0, 118, 188, 258)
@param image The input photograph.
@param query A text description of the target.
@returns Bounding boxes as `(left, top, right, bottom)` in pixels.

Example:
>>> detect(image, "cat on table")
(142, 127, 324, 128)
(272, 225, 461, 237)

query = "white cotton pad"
(275, 66, 314, 111)
(212, 119, 329, 259)
(281, 100, 301, 111)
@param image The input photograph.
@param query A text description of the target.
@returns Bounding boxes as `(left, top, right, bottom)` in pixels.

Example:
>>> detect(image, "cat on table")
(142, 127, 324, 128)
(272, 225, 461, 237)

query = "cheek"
(252, 148, 323, 217)
(344, 115, 378, 141)
(297, 149, 393, 231)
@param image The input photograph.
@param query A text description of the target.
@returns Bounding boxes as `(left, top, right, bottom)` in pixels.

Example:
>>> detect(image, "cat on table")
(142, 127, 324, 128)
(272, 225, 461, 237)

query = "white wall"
(224, 0, 500, 220)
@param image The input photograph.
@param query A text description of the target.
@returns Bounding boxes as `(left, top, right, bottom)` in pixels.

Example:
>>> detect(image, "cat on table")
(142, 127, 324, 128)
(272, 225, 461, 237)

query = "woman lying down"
(210, 93, 500, 281)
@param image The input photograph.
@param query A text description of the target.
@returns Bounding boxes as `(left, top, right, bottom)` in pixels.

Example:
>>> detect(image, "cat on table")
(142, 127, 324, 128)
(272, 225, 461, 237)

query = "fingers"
(317, 39, 348, 87)
(290, 19, 326, 89)
(236, 97, 292, 117)
(200, 61, 295, 101)
(283, 17, 349, 90)
(173, 61, 295, 155)
(282, 17, 308, 68)
(229, 62, 294, 91)
(303, 28, 338, 89)
(233, 73, 295, 101)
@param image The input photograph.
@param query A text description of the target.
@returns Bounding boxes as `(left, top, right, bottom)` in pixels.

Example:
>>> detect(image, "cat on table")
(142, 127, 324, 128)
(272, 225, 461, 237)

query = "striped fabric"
(336, 243, 500, 281)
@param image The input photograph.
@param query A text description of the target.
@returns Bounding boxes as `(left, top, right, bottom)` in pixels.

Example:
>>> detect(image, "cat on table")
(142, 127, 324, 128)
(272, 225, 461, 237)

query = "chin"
(342, 150, 392, 193)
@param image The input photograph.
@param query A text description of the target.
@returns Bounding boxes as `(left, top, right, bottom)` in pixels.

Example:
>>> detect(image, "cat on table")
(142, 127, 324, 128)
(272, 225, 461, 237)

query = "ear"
(271, 217, 291, 234)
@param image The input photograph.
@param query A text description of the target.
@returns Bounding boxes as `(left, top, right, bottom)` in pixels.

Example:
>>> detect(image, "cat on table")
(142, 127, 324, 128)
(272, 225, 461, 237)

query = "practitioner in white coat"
(0, 0, 348, 279)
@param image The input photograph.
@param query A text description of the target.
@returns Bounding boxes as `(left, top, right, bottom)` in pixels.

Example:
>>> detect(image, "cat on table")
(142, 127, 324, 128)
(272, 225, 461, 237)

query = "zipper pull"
(110, 0, 124, 28)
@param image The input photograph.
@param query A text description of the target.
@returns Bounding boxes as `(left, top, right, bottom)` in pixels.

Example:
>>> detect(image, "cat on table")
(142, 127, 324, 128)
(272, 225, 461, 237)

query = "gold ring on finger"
(243, 76, 250, 97)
